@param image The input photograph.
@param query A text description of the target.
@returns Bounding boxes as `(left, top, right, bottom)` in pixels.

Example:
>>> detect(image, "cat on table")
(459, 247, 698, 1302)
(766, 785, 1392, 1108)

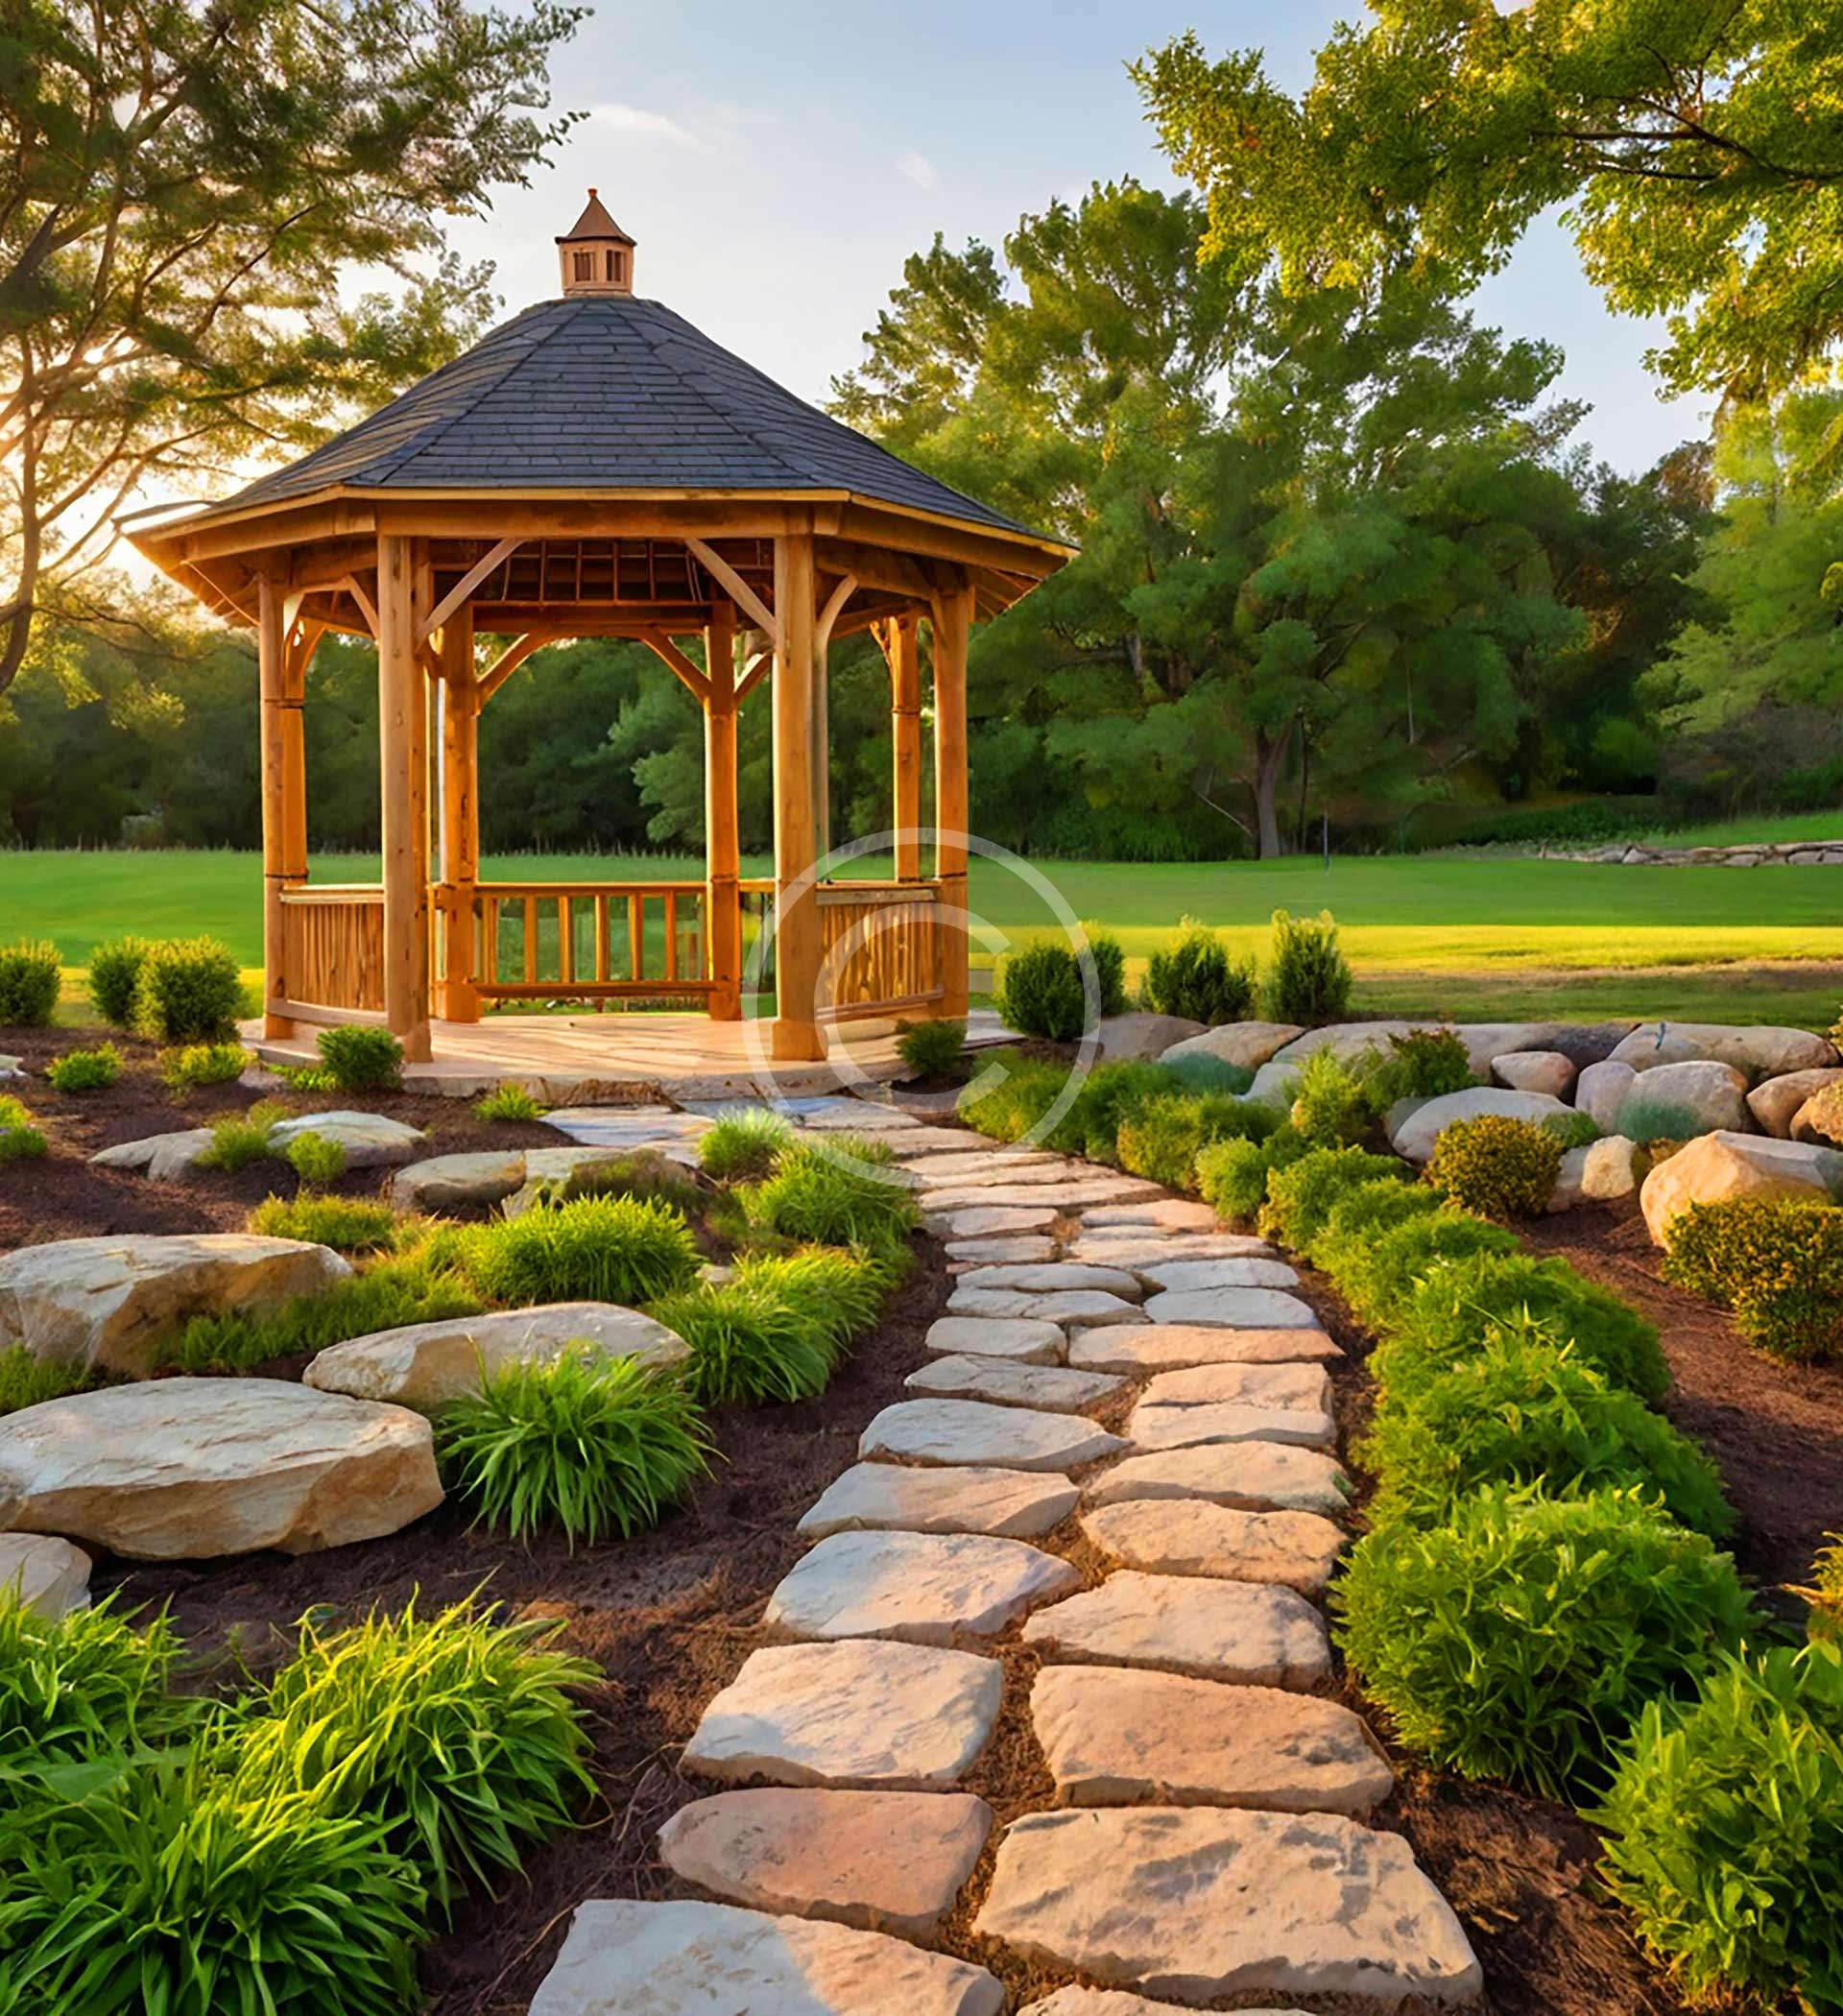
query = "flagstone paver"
(763, 1529, 1081, 1644)
(952, 1262, 1144, 1298)
(861, 1400, 1126, 1472)
(899, 1151, 1066, 1183)
(1077, 1198, 1222, 1231)
(1125, 1397, 1338, 1454)
(1136, 1360, 1332, 1413)
(682, 1641, 1004, 1789)
(906, 1355, 1125, 1414)
(1080, 1500, 1347, 1594)
(1030, 1668, 1392, 1814)
(656, 1788, 993, 1938)
(1021, 1571, 1331, 1687)
(1067, 1324, 1341, 1373)
(945, 1236, 1059, 1265)
(1065, 1232, 1278, 1267)
(528, 1899, 1005, 2016)
(939, 1204, 1061, 1237)
(945, 1286, 1146, 1329)
(972, 1808, 1482, 2004)
(1139, 1286, 1322, 1330)
(923, 1315, 1065, 1364)
(798, 1463, 1079, 1541)
(1135, 1257, 1302, 1292)
(1083, 1442, 1352, 1518)
(1025, 1994, 1312, 2016)
(922, 1177, 1163, 1213)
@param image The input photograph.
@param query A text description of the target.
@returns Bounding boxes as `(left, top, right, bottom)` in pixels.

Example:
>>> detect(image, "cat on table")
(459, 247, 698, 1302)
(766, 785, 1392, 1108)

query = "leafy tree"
(0, 0, 585, 691)
(1136, 4, 1843, 414)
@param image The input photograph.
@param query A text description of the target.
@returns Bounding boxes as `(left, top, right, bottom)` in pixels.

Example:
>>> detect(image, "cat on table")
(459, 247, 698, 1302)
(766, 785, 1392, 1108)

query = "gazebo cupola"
(122, 194, 1072, 1070)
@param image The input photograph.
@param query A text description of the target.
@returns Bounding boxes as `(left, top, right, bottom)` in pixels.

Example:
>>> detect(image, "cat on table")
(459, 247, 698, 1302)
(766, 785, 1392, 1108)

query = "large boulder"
(390, 1150, 529, 1212)
(0, 1234, 351, 1376)
(1272, 1019, 1629, 1076)
(1546, 1135, 1640, 1213)
(0, 1377, 443, 1557)
(303, 1302, 690, 1408)
(89, 1129, 219, 1181)
(502, 1144, 707, 1219)
(1748, 1068, 1843, 1139)
(1575, 1059, 1638, 1134)
(1618, 1060, 1749, 1138)
(1492, 1050, 1576, 1099)
(0, 1533, 91, 1618)
(266, 1110, 427, 1169)
(1158, 1022, 1303, 1071)
(1095, 1013, 1205, 1064)
(1640, 1131, 1843, 1247)
(1608, 1022, 1837, 1079)
(1387, 1087, 1570, 1165)
(1793, 1088, 1843, 1145)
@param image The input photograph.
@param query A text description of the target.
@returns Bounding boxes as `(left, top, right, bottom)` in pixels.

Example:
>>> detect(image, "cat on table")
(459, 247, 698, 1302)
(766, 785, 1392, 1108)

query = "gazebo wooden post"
(257, 576, 300, 1038)
(376, 532, 433, 1060)
(704, 596, 743, 1020)
(438, 606, 480, 1021)
(933, 584, 973, 1020)
(771, 530, 825, 1061)
(886, 612, 922, 880)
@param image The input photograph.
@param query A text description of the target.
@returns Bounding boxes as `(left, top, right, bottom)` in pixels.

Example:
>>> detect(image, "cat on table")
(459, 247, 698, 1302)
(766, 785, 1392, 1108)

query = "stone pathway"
(533, 1103, 1483, 2013)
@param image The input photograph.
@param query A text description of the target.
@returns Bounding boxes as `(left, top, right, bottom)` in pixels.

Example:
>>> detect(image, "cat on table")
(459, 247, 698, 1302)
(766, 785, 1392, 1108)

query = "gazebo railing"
(438, 878, 713, 1005)
(275, 884, 388, 1021)
(813, 879, 945, 1023)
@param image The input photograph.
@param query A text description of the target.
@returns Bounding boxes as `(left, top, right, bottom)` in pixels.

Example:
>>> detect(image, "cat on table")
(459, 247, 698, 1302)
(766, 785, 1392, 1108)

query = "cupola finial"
(557, 188, 636, 297)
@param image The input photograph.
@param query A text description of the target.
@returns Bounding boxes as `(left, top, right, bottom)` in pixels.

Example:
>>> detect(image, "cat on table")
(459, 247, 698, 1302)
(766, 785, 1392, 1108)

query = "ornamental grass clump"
(436, 1351, 713, 1547)
(0, 1342, 98, 1416)
(464, 1193, 703, 1309)
(897, 1017, 969, 1081)
(473, 1082, 547, 1122)
(1333, 1485, 1755, 1798)
(1594, 1642, 1843, 2015)
(1142, 920, 1256, 1024)
(1357, 1333, 1734, 1539)
(232, 1598, 597, 1914)
(45, 1042, 122, 1093)
(1257, 1145, 1405, 1251)
(0, 1093, 47, 1165)
(744, 1136, 918, 1253)
(285, 1129, 347, 1188)
(1663, 1194, 1843, 1360)
(958, 1052, 1064, 1142)
(1307, 1177, 1446, 1276)
(1424, 1113, 1564, 1220)
(195, 1097, 284, 1172)
(698, 1106, 793, 1182)
(249, 1192, 403, 1255)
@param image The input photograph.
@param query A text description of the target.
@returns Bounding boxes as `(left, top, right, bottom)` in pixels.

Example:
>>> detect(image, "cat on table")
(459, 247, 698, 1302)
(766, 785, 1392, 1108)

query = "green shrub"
(86, 936, 151, 1025)
(1308, 1177, 1447, 1275)
(1197, 1124, 1312, 1223)
(1380, 1251, 1672, 1404)
(957, 1052, 1063, 1142)
(437, 1351, 712, 1547)
(0, 1093, 47, 1165)
(1288, 1047, 1374, 1148)
(285, 1129, 347, 1188)
(1595, 1642, 1843, 2013)
(195, 1097, 283, 1172)
(1334, 1486, 1755, 1796)
(1116, 1091, 1276, 1193)
(745, 1136, 918, 1252)
(0, 1598, 195, 1789)
(994, 940, 1088, 1041)
(132, 935, 244, 1043)
(1143, 921, 1256, 1025)
(465, 1193, 702, 1309)
(1332, 1208, 1521, 1332)
(249, 1192, 403, 1254)
(897, 1017, 968, 1080)
(1258, 1146, 1405, 1251)
(1542, 1109, 1602, 1150)
(473, 1082, 546, 1122)
(1042, 1060, 1176, 1162)
(1160, 1051, 1255, 1096)
(0, 940, 61, 1027)
(0, 1343, 100, 1417)
(159, 1040, 251, 1090)
(1, 1753, 427, 2016)
(699, 1106, 795, 1182)
(44, 1042, 123, 1094)
(1663, 1195, 1843, 1360)
(1424, 1113, 1565, 1220)
(1359, 1334, 1734, 1537)
(232, 1599, 596, 1913)
(1084, 926, 1130, 1019)
(1361, 1028, 1476, 1110)
(316, 1024, 404, 1092)
(1264, 909, 1353, 1026)
(1617, 1094, 1710, 1145)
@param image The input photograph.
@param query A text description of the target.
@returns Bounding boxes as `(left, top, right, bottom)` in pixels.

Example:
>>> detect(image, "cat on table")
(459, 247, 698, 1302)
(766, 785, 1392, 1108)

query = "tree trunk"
(1253, 731, 1288, 859)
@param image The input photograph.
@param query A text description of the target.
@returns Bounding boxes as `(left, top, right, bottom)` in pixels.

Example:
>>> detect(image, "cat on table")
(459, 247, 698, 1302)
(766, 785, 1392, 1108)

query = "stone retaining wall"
(1545, 837, 1843, 866)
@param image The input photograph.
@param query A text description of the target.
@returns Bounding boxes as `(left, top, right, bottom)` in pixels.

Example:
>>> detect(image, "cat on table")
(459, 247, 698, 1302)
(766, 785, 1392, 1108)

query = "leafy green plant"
(956, 1051, 1064, 1142)
(896, 1018, 968, 1080)
(284, 1130, 347, 1188)
(0, 1598, 194, 1788)
(1616, 1094, 1710, 1145)
(1542, 1109, 1602, 1150)
(233, 1597, 596, 1915)
(1, 1751, 428, 2016)
(1334, 1485, 1755, 1797)
(1143, 919, 1256, 1024)
(0, 1093, 47, 1165)
(1196, 1124, 1311, 1223)
(249, 1192, 403, 1255)
(1043, 1060, 1178, 1162)
(1424, 1113, 1564, 1219)
(44, 1042, 122, 1094)
(1159, 1051, 1255, 1095)
(1362, 1028, 1476, 1110)
(1331, 1208, 1521, 1331)
(736, 1244, 898, 1352)
(0, 1343, 100, 1417)
(1257, 1145, 1404, 1250)
(473, 1082, 546, 1122)
(1663, 1195, 1843, 1360)
(1116, 1091, 1276, 1192)
(1359, 1333, 1734, 1537)
(0, 940, 61, 1027)
(86, 936, 151, 1025)
(195, 1097, 283, 1172)
(159, 1040, 252, 1091)
(132, 935, 245, 1043)
(699, 1108, 795, 1183)
(1796, 1535, 1843, 1643)
(437, 1351, 712, 1547)
(744, 1136, 918, 1252)
(464, 1193, 702, 1308)
(316, 1024, 404, 1092)
(1307, 1176, 1447, 1275)
(1595, 1642, 1843, 2014)
(994, 939, 1089, 1040)
(1288, 1047, 1374, 1147)
(1264, 909, 1353, 1026)
(1084, 925, 1130, 1019)
(654, 1277, 835, 1405)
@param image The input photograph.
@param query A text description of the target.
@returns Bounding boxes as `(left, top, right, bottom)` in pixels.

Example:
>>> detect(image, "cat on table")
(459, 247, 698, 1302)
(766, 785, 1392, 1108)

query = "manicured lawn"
(9, 847, 1840, 1028)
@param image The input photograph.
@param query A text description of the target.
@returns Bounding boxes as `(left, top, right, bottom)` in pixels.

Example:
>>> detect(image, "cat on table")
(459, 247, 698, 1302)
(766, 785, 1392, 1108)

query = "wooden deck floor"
(245, 1009, 1011, 1102)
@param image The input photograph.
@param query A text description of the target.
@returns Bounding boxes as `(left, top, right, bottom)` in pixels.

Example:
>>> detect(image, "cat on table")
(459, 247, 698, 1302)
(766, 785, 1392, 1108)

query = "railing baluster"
(628, 892, 643, 982)
(558, 896, 573, 985)
(523, 898, 538, 984)
(664, 891, 679, 982)
(594, 896, 610, 982)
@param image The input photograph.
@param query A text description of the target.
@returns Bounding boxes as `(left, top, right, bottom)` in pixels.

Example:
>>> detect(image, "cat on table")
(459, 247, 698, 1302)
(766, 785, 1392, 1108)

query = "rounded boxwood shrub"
(1264, 908, 1352, 1026)
(1380, 1251, 1671, 1404)
(1424, 1113, 1564, 1219)
(132, 936, 245, 1043)
(1662, 1194, 1843, 1361)
(1197, 1124, 1311, 1224)
(0, 940, 61, 1028)
(1142, 921, 1256, 1025)
(1334, 1485, 1756, 1796)
(994, 940, 1088, 1041)
(1117, 1091, 1276, 1193)
(1595, 1642, 1843, 2013)
(1257, 1145, 1405, 1252)
(1333, 1208, 1521, 1331)
(316, 1023, 405, 1092)
(466, 1193, 702, 1308)
(86, 936, 150, 1025)
(1308, 1177, 1446, 1274)
(45, 1042, 121, 1094)
(1358, 1333, 1734, 1538)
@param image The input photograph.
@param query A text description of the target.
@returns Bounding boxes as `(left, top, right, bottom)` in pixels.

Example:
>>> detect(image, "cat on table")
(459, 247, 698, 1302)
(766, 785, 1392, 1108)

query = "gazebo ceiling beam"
(417, 537, 522, 647)
(683, 537, 779, 648)
(814, 540, 942, 602)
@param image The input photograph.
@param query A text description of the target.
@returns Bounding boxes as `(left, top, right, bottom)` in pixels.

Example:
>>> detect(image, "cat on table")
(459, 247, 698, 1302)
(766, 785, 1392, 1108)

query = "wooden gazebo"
(126, 195, 1070, 1068)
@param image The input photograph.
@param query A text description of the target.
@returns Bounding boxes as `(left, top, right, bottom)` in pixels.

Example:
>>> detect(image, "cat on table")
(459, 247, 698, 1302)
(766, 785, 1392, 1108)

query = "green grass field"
(6, 847, 1840, 1028)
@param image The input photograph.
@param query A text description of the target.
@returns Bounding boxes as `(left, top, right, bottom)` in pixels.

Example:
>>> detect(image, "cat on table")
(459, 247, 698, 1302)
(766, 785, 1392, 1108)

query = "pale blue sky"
(460, 1, 1708, 476)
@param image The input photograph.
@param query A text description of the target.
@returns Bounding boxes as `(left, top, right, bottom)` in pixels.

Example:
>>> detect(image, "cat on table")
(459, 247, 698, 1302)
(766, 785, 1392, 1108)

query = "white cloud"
(589, 103, 702, 147)
(897, 151, 940, 191)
